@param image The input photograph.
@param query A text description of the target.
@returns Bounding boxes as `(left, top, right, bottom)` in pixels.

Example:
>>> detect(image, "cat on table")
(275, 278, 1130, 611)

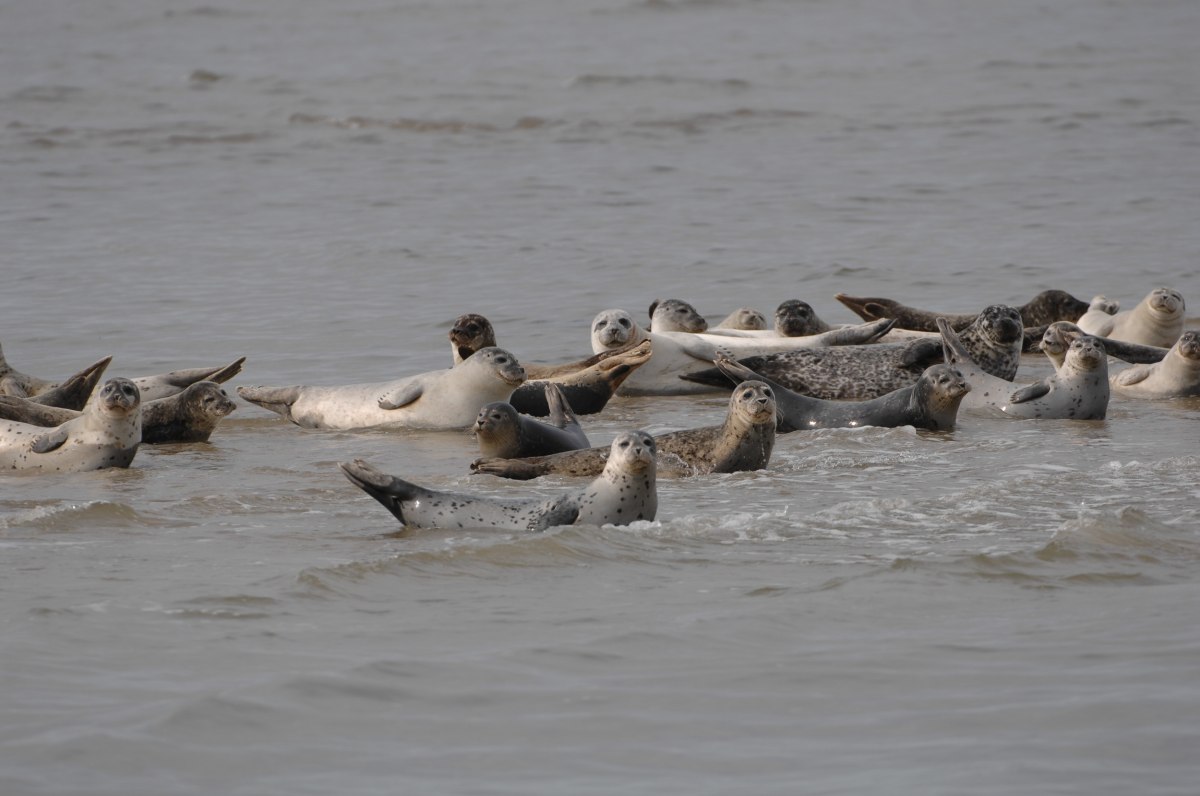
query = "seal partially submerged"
(1109, 330, 1200, 399)
(1076, 287, 1186, 348)
(341, 430, 658, 530)
(474, 383, 590, 458)
(0, 377, 142, 473)
(472, 380, 777, 480)
(238, 347, 525, 430)
(835, 289, 1091, 332)
(709, 357, 969, 432)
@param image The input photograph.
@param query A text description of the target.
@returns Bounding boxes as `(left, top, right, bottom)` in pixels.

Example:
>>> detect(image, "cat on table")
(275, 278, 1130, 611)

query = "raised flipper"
(236, 385, 302, 419)
(28, 356, 113, 410)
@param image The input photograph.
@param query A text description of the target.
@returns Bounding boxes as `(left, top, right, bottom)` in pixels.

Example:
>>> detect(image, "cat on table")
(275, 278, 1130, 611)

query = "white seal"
(1077, 287, 1185, 348)
(1110, 330, 1200, 398)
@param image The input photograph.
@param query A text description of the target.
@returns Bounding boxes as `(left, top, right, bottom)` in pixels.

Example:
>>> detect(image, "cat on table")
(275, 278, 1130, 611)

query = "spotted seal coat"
(474, 383, 590, 458)
(835, 289, 1091, 332)
(341, 430, 658, 529)
(238, 347, 525, 430)
(0, 377, 142, 472)
(1109, 331, 1200, 398)
(471, 380, 777, 480)
(1076, 287, 1186, 348)
(710, 357, 969, 432)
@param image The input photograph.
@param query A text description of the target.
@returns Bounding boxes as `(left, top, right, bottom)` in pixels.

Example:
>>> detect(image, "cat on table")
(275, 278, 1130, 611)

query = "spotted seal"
(238, 347, 525, 430)
(1076, 287, 1186, 348)
(591, 308, 894, 395)
(835, 289, 1091, 332)
(341, 430, 658, 529)
(0, 377, 142, 472)
(0, 380, 236, 444)
(648, 299, 708, 332)
(474, 383, 590, 458)
(1039, 322, 1167, 370)
(1109, 330, 1200, 398)
(472, 380, 777, 480)
(711, 357, 969, 432)
(715, 307, 768, 330)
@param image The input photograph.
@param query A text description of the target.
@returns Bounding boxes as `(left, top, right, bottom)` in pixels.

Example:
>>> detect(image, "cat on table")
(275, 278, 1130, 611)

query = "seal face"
(140, 381, 237, 443)
(956, 305, 1024, 381)
(774, 300, 832, 337)
(648, 299, 708, 333)
(1110, 330, 1200, 398)
(341, 431, 657, 530)
(449, 313, 497, 365)
(715, 307, 768, 330)
(592, 309, 641, 350)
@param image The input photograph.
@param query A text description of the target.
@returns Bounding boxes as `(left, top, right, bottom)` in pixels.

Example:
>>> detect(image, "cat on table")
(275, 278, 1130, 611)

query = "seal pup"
(0, 377, 142, 472)
(1109, 330, 1200, 398)
(341, 430, 658, 529)
(715, 307, 768, 330)
(835, 289, 1091, 332)
(1076, 287, 1186, 348)
(591, 308, 895, 395)
(238, 347, 526, 430)
(681, 337, 944, 400)
(472, 381, 777, 480)
(710, 357, 969, 432)
(0, 381, 237, 444)
(474, 383, 590, 458)
(1040, 322, 1167, 370)
(648, 299, 708, 333)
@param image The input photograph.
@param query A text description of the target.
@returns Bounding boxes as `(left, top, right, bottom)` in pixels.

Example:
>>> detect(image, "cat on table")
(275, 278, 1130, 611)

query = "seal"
(471, 380, 777, 480)
(341, 430, 658, 529)
(239, 346, 525, 431)
(710, 357, 969, 432)
(835, 289, 1091, 332)
(1039, 322, 1167, 370)
(1076, 287, 1186, 348)
(1109, 330, 1200, 398)
(474, 383, 590, 458)
(0, 377, 142, 473)
(648, 299, 708, 333)
(131, 357, 245, 403)
(681, 337, 944, 400)
(715, 307, 768, 330)
(0, 380, 237, 444)
(938, 319, 1109, 418)
(774, 300, 834, 336)
(950, 305, 1025, 381)
(590, 308, 894, 395)
(25, 356, 112, 410)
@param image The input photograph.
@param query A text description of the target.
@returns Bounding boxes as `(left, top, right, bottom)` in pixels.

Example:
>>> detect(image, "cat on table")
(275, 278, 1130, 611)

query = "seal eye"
(595, 320, 607, 330)
(618, 440, 630, 449)
(619, 318, 631, 328)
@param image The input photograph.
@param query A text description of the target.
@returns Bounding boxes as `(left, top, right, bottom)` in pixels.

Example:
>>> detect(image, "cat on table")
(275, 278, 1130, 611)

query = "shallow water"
(3, 0, 1200, 794)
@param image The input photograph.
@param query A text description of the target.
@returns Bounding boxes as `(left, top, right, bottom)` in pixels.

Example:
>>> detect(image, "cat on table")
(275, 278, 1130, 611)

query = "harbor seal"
(648, 299, 708, 332)
(835, 289, 1091, 332)
(774, 300, 834, 336)
(474, 383, 590, 458)
(0, 381, 237, 444)
(131, 357, 245, 403)
(1076, 287, 1186, 348)
(1039, 322, 1167, 370)
(472, 380, 777, 480)
(0, 377, 142, 473)
(341, 430, 658, 529)
(681, 337, 944, 400)
(237, 347, 525, 430)
(591, 308, 894, 395)
(1109, 330, 1200, 398)
(710, 357, 969, 432)
(715, 307, 768, 330)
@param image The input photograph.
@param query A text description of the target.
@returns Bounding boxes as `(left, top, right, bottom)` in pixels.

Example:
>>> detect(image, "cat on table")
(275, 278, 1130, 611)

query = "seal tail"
(160, 357, 247, 389)
(936, 318, 974, 365)
(339, 459, 420, 523)
(834, 293, 895, 323)
(543, 383, 579, 430)
(236, 384, 302, 419)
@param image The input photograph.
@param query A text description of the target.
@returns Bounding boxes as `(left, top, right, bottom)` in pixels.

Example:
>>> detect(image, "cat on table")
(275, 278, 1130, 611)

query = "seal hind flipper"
(0, 395, 75, 427)
(28, 356, 113, 410)
(834, 294, 896, 323)
(340, 459, 423, 523)
(236, 384, 303, 419)
(206, 357, 247, 385)
(543, 383, 576, 430)
(377, 382, 424, 410)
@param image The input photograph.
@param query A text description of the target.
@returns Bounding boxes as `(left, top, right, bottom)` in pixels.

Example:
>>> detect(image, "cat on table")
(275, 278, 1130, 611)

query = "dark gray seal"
(835, 289, 1091, 332)
(341, 430, 658, 530)
(711, 357, 970, 432)
(474, 383, 590, 458)
(774, 300, 834, 336)
(472, 380, 777, 480)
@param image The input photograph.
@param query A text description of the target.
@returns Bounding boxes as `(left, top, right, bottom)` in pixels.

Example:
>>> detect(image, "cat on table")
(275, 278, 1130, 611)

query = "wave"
(0, 500, 178, 532)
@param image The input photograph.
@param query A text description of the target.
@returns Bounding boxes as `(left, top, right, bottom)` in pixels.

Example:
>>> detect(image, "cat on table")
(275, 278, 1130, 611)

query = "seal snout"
(98, 377, 141, 415)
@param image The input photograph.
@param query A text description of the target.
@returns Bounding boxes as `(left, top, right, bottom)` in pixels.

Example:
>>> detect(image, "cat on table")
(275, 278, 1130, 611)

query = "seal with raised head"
(0, 380, 236, 444)
(591, 308, 895, 395)
(472, 380, 777, 480)
(1039, 322, 1167, 370)
(710, 357, 969, 432)
(681, 336, 944, 400)
(1077, 287, 1186, 348)
(238, 347, 526, 430)
(1109, 330, 1200, 399)
(835, 289, 1091, 332)
(648, 299, 708, 333)
(474, 383, 590, 458)
(715, 307, 768, 330)
(341, 430, 658, 529)
(945, 304, 1025, 381)
(0, 377, 142, 473)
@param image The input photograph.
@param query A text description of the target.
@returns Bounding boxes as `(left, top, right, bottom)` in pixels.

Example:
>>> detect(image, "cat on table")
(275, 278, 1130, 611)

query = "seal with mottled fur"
(682, 337, 944, 400)
(1077, 287, 1186, 348)
(0, 381, 236, 444)
(711, 357, 969, 432)
(835, 289, 1091, 332)
(238, 347, 525, 430)
(472, 381, 777, 480)
(0, 377, 142, 472)
(591, 308, 894, 395)
(648, 299, 708, 333)
(474, 383, 590, 458)
(341, 430, 658, 529)
(1109, 330, 1200, 398)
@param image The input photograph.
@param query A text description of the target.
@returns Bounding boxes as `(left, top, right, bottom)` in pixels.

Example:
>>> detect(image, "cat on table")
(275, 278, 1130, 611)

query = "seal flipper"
(0, 396, 75, 427)
(378, 382, 424, 410)
(29, 356, 113, 410)
(1008, 380, 1052, 404)
(1112, 364, 1152, 387)
(340, 459, 425, 524)
(834, 294, 897, 323)
(470, 457, 547, 481)
(30, 427, 71, 454)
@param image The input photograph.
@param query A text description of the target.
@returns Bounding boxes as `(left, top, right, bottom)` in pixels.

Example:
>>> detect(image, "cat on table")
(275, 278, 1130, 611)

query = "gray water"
(3, 0, 1200, 793)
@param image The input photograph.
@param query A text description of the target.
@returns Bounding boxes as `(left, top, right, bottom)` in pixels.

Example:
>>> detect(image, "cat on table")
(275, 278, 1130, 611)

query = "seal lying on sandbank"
(835, 289, 1090, 332)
